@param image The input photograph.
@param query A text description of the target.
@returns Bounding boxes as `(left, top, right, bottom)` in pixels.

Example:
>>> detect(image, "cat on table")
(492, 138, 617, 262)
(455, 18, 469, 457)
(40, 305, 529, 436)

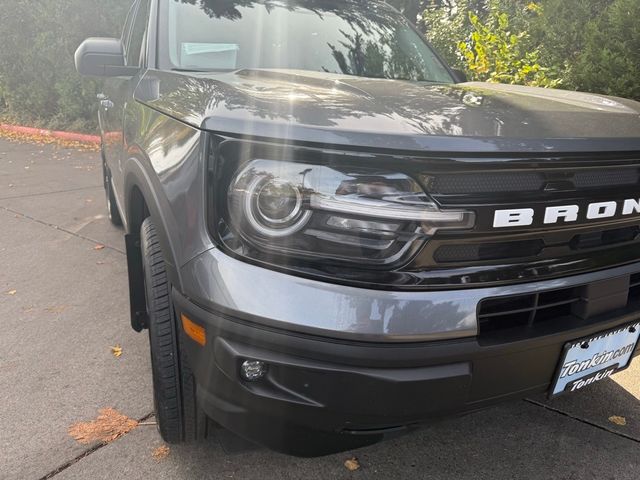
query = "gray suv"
(76, 0, 640, 456)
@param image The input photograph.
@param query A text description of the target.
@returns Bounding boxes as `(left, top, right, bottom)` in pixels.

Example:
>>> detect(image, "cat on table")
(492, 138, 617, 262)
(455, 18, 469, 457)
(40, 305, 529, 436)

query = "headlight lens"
(221, 159, 475, 268)
(242, 176, 311, 237)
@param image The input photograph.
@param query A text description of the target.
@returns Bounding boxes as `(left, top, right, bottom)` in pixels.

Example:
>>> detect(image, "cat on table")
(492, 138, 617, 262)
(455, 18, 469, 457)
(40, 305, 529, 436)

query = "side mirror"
(75, 37, 138, 77)
(451, 69, 468, 83)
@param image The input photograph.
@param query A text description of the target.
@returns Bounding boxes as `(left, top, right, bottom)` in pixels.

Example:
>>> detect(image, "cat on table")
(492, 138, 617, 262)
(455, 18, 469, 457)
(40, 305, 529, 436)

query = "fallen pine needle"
(68, 408, 138, 444)
(152, 445, 170, 460)
(609, 415, 627, 426)
(344, 457, 360, 471)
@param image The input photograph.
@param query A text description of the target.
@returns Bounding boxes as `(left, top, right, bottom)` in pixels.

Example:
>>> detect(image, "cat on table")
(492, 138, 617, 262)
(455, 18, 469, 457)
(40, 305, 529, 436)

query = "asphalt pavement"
(1, 137, 639, 480)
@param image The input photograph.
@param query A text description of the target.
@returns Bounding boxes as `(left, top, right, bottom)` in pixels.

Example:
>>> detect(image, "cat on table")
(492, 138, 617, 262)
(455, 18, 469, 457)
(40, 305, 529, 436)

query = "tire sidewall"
(140, 218, 183, 443)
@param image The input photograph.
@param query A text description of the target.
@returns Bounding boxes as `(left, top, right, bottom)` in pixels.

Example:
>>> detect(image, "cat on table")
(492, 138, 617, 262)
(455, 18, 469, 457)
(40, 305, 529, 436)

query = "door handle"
(100, 99, 114, 110)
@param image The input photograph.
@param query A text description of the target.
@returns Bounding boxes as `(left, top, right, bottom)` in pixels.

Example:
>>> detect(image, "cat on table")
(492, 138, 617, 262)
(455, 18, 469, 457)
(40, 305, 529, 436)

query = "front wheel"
(140, 217, 207, 443)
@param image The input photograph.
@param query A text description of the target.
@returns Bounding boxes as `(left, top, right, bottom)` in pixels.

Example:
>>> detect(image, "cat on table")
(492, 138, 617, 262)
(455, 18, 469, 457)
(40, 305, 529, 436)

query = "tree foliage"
(458, 5, 560, 87)
(572, 0, 640, 100)
(420, 0, 639, 100)
(0, 0, 130, 131)
(0, 0, 638, 132)
(526, 0, 612, 83)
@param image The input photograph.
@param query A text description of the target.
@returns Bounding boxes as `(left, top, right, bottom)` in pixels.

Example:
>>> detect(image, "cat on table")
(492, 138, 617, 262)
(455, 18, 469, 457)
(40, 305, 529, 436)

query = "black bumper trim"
(172, 289, 640, 456)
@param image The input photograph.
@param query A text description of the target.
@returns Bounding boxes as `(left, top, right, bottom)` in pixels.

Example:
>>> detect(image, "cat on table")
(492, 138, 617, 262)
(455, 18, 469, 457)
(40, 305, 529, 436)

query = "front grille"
(630, 273, 640, 302)
(426, 166, 640, 196)
(479, 287, 582, 334)
(427, 172, 545, 195)
(570, 226, 640, 250)
(478, 273, 640, 338)
(431, 225, 640, 265)
(418, 157, 640, 280)
(434, 240, 544, 263)
(574, 169, 640, 188)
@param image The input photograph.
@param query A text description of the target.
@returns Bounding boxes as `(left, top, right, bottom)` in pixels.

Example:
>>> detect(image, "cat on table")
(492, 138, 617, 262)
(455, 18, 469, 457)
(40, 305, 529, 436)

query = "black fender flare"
(122, 155, 183, 330)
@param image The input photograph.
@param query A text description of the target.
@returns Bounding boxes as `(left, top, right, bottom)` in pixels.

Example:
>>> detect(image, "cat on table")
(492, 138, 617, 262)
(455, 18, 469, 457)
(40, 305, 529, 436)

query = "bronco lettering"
(494, 198, 640, 228)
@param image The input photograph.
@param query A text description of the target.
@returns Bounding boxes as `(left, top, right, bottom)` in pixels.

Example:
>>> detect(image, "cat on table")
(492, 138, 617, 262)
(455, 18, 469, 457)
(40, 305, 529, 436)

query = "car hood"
(137, 69, 640, 153)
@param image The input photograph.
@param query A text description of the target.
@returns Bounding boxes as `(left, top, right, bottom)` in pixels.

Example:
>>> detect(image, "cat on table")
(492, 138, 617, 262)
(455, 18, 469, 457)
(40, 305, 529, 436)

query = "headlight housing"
(213, 144, 475, 272)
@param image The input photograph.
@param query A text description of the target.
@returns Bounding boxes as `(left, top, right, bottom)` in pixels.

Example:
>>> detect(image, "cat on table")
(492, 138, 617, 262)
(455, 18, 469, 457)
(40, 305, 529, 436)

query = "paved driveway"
(1, 138, 639, 480)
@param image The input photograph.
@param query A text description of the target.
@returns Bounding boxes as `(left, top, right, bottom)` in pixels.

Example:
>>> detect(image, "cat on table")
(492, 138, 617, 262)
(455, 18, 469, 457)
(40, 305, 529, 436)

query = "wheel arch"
(122, 156, 183, 331)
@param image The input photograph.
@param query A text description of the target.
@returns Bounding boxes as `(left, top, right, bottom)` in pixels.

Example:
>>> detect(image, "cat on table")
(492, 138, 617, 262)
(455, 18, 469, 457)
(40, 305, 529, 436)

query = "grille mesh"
(574, 169, 640, 188)
(426, 167, 640, 195)
(434, 240, 544, 263)
(433, 226, 640, 265)
(427, 172, 544, 195)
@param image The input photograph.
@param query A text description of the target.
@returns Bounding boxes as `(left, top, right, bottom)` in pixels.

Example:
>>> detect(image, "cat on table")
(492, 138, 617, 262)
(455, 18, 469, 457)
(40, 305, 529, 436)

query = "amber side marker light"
(181, 314, 206, 346)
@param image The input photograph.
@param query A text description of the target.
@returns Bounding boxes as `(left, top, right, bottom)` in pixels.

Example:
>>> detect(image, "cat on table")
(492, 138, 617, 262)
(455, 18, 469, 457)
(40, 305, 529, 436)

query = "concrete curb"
(0, 123, 100, 145)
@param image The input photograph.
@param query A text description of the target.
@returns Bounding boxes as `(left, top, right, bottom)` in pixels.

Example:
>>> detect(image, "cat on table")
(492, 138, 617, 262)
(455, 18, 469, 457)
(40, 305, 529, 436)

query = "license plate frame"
(549, 322, 640, 398)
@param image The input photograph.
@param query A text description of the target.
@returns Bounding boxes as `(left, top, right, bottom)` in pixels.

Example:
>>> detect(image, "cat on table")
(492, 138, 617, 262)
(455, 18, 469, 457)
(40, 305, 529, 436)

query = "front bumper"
(175, 253, 640, 456)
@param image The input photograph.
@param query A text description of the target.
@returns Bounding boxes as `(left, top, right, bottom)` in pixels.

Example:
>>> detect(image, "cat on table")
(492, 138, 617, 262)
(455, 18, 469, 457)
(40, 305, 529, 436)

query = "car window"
(126, 0, 151, 66)
(159, 0, 453, 83)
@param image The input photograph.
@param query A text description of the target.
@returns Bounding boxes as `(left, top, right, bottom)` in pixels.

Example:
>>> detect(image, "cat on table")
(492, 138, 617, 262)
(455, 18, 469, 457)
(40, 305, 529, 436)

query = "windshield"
(159, 0, 454, 83)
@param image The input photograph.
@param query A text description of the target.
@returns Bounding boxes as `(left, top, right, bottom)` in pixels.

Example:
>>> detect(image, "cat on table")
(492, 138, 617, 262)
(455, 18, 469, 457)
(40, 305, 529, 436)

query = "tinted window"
(127, 0, 151, 66)
(160, 0, 453, 83)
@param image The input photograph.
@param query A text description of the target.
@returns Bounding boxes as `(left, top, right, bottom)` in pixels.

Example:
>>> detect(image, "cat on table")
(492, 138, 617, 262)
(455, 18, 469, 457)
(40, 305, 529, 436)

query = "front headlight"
(218, 158, 474, 269)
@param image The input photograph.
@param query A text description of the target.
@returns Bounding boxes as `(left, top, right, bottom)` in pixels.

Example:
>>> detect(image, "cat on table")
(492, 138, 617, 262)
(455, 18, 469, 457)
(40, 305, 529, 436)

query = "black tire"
(103, 160, 122, 226)
(140, 218, 207, 443)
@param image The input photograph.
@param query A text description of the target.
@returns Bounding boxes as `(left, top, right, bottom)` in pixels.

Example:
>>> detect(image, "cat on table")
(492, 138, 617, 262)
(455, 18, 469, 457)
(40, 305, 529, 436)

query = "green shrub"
(458, 5, 560, 87)
(0, 0, 130, 132)
(572, 0, 640, 100)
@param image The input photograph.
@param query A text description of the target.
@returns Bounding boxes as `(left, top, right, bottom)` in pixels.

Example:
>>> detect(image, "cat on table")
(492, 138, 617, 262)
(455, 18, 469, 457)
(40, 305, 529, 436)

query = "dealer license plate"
(550, 323, 640, 397)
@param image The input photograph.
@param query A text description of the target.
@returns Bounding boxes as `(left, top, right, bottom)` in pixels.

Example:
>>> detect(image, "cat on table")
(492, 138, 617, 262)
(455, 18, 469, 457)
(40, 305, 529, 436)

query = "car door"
(100, 1, 137, 174)
(101, 0, 150, 195)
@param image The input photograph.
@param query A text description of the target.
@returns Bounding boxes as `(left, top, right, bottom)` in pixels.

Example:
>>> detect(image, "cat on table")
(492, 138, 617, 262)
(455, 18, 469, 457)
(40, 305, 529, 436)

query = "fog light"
(241, 360, 268, 381)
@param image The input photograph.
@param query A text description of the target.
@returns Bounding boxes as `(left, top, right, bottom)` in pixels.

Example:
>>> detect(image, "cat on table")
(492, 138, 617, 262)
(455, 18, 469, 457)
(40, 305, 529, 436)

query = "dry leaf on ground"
(111, 345, 123, 358)
(68, 408, 138, 444)
(6, 290, 17, 295)
(152, 445, 170, 460)
(344, 457, 360, 471)
(94, 244, 105, 251)
(609, 415, 627, 426)
(0, 129, 100, 152)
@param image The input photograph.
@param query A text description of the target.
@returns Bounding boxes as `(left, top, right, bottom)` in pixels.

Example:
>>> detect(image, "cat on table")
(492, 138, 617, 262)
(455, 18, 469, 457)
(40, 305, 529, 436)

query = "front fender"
(123, 157, 183, 290)
(118, 105, 213, 330)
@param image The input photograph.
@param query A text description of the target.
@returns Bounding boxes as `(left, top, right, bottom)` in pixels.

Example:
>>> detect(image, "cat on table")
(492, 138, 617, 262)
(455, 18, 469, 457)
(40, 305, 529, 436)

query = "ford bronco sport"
(75, 0, 640, 456)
